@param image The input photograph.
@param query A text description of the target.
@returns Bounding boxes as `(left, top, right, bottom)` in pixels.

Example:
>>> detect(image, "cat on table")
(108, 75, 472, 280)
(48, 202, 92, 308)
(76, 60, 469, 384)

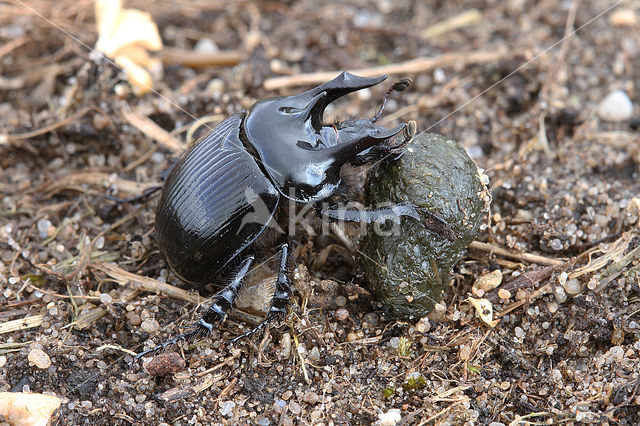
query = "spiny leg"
(322, 202, 458, 241)
(231, 243, 291, 343)
(134, 255, 254, 360)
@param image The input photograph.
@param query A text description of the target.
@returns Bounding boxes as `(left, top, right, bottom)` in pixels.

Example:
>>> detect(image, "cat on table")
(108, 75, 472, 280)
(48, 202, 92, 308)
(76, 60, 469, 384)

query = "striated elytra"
(137, 72, 453, 359)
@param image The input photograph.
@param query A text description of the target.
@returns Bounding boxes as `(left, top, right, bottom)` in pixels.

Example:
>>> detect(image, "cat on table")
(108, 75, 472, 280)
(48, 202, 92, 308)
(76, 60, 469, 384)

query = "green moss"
(360, 132, 490, 318)
(382, 387, 396, 398)
(21, 273, 46, 287)
(398, 336, 412, 357)
(403, 372, 427, 391)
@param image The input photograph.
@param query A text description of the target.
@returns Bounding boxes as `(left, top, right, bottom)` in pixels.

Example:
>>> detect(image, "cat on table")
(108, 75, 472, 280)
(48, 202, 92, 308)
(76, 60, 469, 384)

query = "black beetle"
(136, 72, 451, 359)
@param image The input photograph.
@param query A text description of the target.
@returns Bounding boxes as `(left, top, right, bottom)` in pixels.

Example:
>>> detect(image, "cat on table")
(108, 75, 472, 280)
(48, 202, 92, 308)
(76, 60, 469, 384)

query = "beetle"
(136, 72, 453, 359)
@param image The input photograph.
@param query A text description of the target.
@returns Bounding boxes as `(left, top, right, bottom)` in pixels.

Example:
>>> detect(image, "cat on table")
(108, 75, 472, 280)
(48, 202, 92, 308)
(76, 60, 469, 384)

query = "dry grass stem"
(469, 241, 566, 266)
(263, 50, 508, 90)
(92, 261, 201, 305)
(0, 315, 45, 334)
(121, 109, 185, 153)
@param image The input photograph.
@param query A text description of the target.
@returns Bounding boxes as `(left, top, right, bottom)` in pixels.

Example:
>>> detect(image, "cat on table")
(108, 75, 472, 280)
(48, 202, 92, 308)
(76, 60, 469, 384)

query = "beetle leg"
(322, 202, 458, 241)
(231, 243, 291, 343)
(134, 255, 254, 360)
(200, 254, 255, 328)
(106, 185, 163, 204)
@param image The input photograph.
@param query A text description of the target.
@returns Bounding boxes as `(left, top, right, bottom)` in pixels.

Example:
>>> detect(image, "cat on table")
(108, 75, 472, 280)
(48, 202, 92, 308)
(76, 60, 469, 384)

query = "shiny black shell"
(155, 72, 406, 288)
(155, 114, 279, 285)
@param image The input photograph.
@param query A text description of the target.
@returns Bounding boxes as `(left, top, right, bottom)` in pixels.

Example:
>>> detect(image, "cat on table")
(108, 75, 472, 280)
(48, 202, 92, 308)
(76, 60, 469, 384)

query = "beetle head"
(243, 71, 406, 202)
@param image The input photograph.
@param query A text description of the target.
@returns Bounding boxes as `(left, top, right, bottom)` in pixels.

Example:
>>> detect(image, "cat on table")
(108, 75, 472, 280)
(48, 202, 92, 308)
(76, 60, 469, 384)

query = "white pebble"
(376, 408, 402, 426)
(608, 345, 624, 362)
(219, 400, 235, 417)
(140, 318, 160, 334)
(433, 68, 446, 84)
(563, 279, 582, 295)
(28, 348, 51, 369)
(195, 38, 218, 53)
(597, 90, 633, 122)
(416, 317, 430, 333)
(37, 219, 52, 238)
(95, 236, 105, 249)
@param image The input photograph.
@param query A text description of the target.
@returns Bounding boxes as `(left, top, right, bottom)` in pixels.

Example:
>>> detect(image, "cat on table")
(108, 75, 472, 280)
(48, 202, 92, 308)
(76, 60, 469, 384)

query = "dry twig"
(92, 262, 201, 305)
(263, 50, 508, 91)
(159, 48, 245, 68)
(469, 241, 565, 266)
(120, 109, 185, 153)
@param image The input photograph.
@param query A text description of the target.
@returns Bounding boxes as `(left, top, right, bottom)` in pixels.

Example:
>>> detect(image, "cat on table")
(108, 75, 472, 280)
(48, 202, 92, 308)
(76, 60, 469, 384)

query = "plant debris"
(1, 1, 639, 424)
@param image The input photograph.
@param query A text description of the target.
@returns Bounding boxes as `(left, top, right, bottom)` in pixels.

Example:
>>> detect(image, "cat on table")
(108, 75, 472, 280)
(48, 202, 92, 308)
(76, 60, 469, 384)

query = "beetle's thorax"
(242, 72, 406, 203)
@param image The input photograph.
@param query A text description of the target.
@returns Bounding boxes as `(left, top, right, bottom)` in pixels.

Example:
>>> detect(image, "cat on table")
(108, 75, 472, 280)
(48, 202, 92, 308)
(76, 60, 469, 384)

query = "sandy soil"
(1, 1, 639, 424)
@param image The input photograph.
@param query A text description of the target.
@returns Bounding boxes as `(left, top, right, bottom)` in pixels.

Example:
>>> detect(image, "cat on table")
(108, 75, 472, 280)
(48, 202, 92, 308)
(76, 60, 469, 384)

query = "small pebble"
(416, 317, 430, 333)
(334, 295, 347, 307)
(99, 293, 113, 304)
(36, 219, 52, 239)
(563, 279, 581, 295)
(219, 400, 235, 417)
(288, 401, 301, 415)
(140, 318, 160, 334)
(28, 348, 51, 369)
(514, 327, 524, 339)
(597, 90, 633, 122)
(347, 332, 358, 342)
(256, 417, 270, 426)
(280, 333, 292, 359)
(578, 346, 589, 357)
(608, 345, 624, 362)
(92, 114, 110, 131)
(303, 390, 319, 405)
(126, 312, 142, 326)
(282, 390, 293, 401)
(377, 408, 401, 426)
(146, 352, 186, 376)
(498, 289, 511, 300)
(273, 399, 286, 414)
(609, 8, 637, 26)
(308, 346, 320, 362)
(0, 356, 6, 368)
(334, 308, 349, 321)
(195, 38, 219, 53)
(363, 312, 379, 326)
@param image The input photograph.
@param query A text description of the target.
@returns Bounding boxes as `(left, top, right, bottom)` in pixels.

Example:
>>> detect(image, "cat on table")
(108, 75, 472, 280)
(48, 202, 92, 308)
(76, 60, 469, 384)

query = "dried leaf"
(0, 392, 61, 426)
(473, 269, 503, 292)
(467, 297, 499, 327)
(95, 0, 163, 95)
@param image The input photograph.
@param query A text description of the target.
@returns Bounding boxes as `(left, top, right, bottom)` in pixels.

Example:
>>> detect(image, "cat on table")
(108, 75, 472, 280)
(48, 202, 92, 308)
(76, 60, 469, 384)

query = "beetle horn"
(323, 123, 406, 166)
(305, 72, 388, 108)
(297, 91, 326, 127)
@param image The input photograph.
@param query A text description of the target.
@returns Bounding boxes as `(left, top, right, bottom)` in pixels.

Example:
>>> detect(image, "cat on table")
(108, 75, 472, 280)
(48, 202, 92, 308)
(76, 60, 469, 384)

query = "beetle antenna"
(371, 78, 412, 123)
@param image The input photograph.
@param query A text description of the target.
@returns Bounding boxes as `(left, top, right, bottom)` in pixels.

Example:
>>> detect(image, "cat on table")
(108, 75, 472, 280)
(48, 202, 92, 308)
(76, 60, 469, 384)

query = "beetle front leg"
(232, 242, 291, 343)
(322, 202, 458, 241)
(135, 255, 255, 360)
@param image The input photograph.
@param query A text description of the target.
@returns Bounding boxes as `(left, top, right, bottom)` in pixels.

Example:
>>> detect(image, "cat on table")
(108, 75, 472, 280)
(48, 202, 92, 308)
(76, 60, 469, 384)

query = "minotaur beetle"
(136, 72, 454, 359)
